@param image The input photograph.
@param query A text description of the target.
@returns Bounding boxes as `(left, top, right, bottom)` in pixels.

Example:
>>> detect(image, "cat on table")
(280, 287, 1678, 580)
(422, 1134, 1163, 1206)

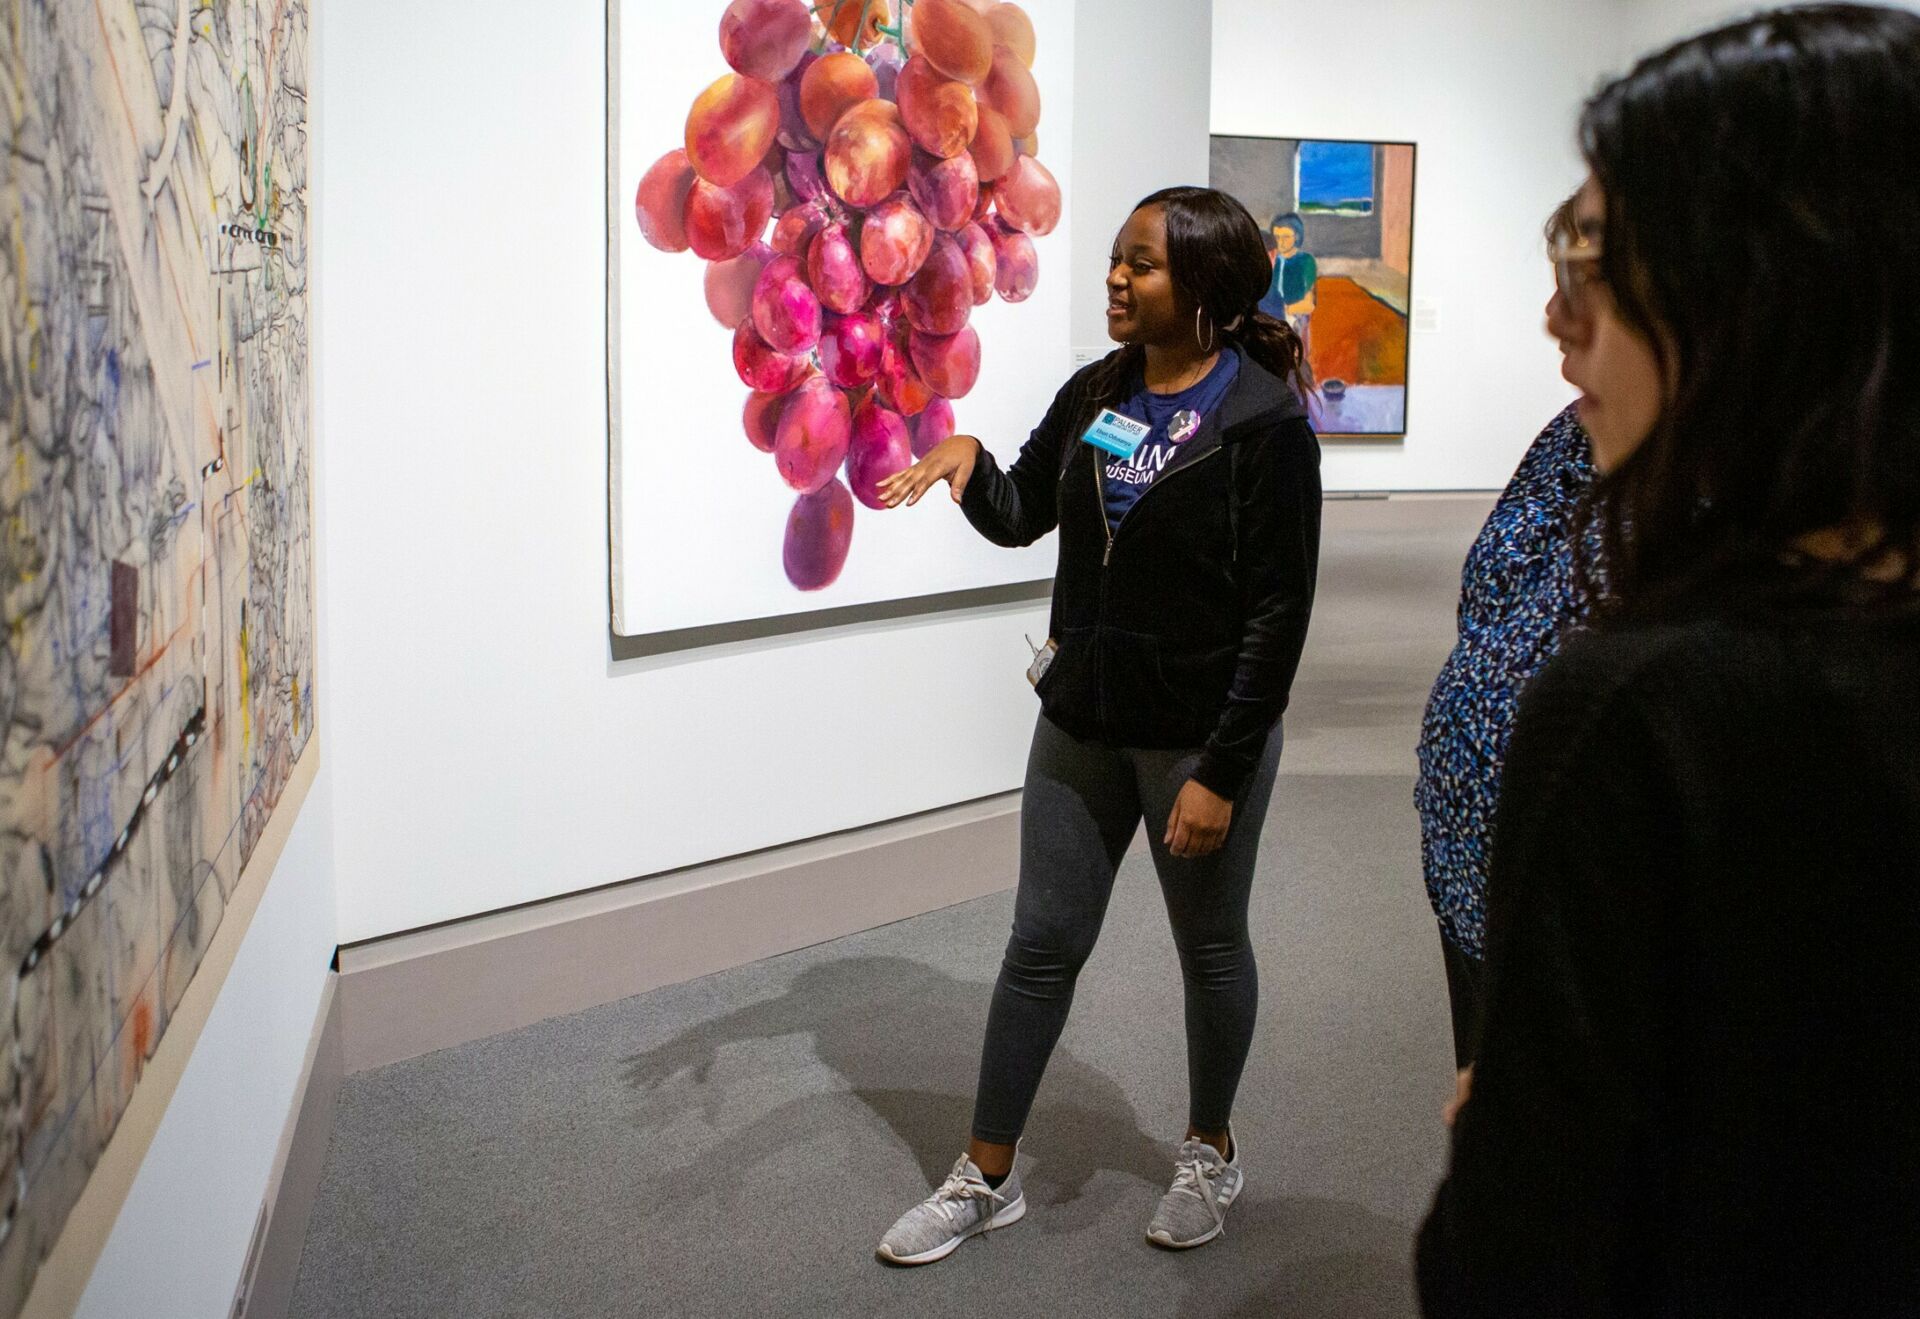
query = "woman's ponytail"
(1227, 311, 1313, 401)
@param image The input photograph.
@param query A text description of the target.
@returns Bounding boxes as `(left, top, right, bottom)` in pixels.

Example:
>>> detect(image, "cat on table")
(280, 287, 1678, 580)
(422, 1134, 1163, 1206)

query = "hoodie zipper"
(1099, 443, 1224, 566)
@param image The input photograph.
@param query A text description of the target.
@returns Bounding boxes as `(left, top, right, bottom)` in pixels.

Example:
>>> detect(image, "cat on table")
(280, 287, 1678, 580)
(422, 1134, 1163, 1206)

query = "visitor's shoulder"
(1533, 613, 1786, 719)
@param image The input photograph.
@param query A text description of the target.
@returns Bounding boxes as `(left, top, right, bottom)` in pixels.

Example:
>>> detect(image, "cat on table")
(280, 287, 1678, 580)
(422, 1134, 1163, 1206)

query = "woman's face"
(1106, 206, 1190, 346)
(1552, 177, 1667, 472)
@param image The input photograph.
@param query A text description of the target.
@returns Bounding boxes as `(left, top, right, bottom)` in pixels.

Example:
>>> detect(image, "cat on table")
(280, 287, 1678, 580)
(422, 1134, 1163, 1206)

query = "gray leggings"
(970, 715, 1285, 1145)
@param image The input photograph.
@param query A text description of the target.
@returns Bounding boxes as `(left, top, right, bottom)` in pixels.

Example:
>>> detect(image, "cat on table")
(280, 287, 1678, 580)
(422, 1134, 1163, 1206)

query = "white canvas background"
(612, 0, 1076, 637)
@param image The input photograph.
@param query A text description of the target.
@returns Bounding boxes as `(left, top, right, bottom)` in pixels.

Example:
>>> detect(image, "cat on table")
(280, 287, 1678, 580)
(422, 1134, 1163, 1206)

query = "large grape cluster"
(636, 0, 1060, 591)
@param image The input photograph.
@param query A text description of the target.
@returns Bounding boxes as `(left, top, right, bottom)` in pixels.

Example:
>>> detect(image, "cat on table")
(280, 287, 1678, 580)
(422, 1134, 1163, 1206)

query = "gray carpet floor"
(289, 495, 1492, 1319)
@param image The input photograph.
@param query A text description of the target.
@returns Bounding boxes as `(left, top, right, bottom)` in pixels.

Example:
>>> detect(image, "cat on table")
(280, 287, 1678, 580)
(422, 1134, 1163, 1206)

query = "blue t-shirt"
(1100, 352, 1241, 529)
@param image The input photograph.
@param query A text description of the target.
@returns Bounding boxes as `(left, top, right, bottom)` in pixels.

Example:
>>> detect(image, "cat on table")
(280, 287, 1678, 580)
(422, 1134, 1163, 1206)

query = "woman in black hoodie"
(873, 187, 1321, 1264)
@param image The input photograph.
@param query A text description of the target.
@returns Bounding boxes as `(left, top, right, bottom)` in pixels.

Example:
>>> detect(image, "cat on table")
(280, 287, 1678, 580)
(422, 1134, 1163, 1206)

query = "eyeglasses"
(1551, 233, 1606, 315)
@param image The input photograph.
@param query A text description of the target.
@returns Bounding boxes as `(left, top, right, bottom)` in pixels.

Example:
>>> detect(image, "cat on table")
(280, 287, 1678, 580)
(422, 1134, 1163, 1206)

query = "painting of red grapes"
(611, 0, 1073, 639)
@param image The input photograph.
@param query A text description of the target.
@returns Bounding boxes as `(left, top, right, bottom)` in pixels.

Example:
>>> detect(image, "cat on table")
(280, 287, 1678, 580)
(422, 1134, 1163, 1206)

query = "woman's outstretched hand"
(1165, 780, 1234, 859)
(878, 435, 982, 508)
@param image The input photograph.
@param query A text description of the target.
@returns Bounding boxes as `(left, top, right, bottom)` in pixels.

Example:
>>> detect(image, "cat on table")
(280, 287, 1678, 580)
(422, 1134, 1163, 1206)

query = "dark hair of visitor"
(1090, 187, 1312, 405)
(1578, 3, 1920, 612)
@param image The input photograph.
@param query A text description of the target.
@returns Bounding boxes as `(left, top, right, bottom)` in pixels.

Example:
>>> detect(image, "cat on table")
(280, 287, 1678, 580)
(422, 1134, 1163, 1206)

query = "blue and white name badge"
(1081, 408, 1152, 459)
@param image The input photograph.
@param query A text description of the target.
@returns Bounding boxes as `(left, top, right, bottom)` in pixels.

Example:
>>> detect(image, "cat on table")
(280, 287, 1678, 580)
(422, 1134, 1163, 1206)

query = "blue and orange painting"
(1209, 135, 1417, 437)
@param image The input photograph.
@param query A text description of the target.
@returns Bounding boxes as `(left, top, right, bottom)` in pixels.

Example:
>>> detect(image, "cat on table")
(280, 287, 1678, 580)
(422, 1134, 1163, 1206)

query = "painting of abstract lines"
(1211, 135, 1416, 437)
(0, 0, 313, 1308)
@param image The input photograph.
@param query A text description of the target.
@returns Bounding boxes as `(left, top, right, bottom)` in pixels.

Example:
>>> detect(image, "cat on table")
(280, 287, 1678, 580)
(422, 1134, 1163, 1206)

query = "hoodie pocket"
(1035, 625, 1093, 704)
(1098, 627, 1202, 739)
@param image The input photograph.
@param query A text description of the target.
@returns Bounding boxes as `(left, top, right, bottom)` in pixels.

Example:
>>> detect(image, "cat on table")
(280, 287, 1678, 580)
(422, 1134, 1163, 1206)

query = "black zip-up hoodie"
(960, 347, 1322, 799)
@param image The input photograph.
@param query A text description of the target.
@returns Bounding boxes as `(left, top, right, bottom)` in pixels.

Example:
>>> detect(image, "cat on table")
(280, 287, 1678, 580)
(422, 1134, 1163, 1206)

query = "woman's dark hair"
(1579, 3, 1920, 608)
(1090, 186, 1311, 403)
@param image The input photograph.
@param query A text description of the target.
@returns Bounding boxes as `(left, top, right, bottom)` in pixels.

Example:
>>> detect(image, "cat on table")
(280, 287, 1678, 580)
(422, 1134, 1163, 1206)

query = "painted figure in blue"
(1259, 212, 1317, 344)
(1413, 197, 1599, 1068)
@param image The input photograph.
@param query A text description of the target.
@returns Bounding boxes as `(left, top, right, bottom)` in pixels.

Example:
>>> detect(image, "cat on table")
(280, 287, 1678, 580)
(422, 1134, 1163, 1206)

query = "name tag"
(1081, 408, 1151, 458)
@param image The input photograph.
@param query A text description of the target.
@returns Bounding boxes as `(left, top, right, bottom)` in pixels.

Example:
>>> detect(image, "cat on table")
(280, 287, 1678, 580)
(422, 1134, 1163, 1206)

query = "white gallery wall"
(76, 768, 337, 1318)
(1627, 0, 1920, 49)
(1212, 0, 1626, 491)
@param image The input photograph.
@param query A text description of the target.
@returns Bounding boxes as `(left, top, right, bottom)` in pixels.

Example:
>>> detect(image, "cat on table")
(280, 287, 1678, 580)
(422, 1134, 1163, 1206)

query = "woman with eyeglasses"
(1418, 6, 1920, 1314)
(1415, 194, 1601, 1088)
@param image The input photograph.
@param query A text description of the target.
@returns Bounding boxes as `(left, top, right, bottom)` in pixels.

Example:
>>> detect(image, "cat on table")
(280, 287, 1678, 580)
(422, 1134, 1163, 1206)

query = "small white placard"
(1412, 299, 1443, 334)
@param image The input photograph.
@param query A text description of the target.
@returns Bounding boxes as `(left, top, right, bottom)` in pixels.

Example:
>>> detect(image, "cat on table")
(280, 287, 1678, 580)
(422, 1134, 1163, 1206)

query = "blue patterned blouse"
(1415, 404, 1598, 959)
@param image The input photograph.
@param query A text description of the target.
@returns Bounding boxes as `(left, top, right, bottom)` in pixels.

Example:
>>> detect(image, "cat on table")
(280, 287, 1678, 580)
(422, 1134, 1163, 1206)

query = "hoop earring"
(1196, 307, 1217, 354)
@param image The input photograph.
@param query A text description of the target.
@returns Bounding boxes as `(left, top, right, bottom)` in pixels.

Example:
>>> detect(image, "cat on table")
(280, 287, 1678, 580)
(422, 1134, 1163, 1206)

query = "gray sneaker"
(876, 1155, 1026, 1265)
(1146, 1137, 1243, 1249)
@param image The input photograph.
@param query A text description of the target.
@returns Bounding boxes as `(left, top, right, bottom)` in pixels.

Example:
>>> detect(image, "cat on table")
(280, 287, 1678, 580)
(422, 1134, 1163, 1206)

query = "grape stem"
(813, 0, 853, 53)
(811, 0, 912, 67)
(879, 0, 914, 56)
(850, 0, 877, 55)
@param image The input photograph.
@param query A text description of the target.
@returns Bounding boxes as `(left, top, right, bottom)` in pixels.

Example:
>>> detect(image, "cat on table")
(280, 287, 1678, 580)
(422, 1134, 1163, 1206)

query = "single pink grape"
(775, 375, 853, 493)
(902, 233, 973, 336)
(979, 44, 1040, 137)
(995, 153, 1061, 236)
(911, 396, 956, 458)
(990, 220, 1038, 302)
(955, 222, 997, 305)
(734, 319, 813, 392)
(818, 310, 887, 388)
(801, 53, 879, 143)
(686, 166, 776, 261)
(783, 479, 855, 591)
(705, 241, 777, 328)
(846, 398, 915, 509)
(686, 73, 781, 188)
(771, 204, 827, 258)
(786, 149, 829, 203)
(860, 193, 935, 286)
(753, 254, 823, 355)
(719, 0, 813, 81)
(985, 3, 1037, 66)
(908, 149, 981, 231)
(636, 150, 698, 252)
(745, 375, 812, 452)
(824, 98, 912, 208)
(911, 0, 994, 84)
(970, 105, 1016, 182)
(909, 324, 982, 398)
(897, 55, 979, 160)
(877, 331, 935, 415)
(808, 222, 871, 314)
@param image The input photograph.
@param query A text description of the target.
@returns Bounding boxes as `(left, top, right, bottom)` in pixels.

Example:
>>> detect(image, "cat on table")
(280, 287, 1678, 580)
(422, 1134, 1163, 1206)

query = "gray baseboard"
(237, 973, 343, 1319)
(335, 791, 1023, 1074)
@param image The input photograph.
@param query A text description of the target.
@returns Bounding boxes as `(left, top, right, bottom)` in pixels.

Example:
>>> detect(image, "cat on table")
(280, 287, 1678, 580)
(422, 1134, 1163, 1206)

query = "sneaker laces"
(1169, 1152, 1227, 1236)
(930, 1161, 1008, 1229)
